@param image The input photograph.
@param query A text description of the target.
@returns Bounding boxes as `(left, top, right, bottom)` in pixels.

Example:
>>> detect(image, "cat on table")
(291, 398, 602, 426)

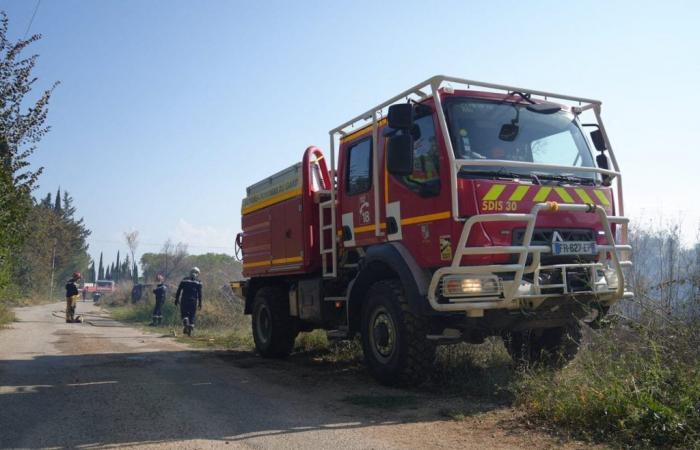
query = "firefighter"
(149, 274, 167, 326)
(65, 272, 82, 323)
(174, 267, 202, 336)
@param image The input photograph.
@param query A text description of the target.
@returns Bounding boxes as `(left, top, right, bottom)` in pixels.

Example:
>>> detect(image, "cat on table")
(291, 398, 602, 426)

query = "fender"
(346, 242, 433, 332)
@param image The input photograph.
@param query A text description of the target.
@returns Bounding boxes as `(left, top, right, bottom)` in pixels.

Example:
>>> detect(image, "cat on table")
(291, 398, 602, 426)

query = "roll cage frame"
(322, 75, 631, 311)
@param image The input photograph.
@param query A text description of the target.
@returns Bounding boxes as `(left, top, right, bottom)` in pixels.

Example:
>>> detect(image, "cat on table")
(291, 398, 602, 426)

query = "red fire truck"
(232, 75, 631, 385)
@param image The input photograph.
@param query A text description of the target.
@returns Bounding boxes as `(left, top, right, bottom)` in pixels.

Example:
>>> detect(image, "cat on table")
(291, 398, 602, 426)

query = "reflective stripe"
(574, 188, 594, 204)
(402, 210, 451, 225)
(354, 210, 451, 234)
(508, 185, 530, 201)
(242, 188, 302, 215)
(594, 189, 611, 206)
(354, 223, 386, 233)
(532, 186, 552, 202)
(554, 187, 574, 203)
(482, 184, 506, 201)
(243, 256, 303, 269)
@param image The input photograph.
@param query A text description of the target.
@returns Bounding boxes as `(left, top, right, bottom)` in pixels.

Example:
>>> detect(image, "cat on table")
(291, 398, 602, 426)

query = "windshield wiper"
(531, 172, 595, 186)
(460, 168, 539, 183)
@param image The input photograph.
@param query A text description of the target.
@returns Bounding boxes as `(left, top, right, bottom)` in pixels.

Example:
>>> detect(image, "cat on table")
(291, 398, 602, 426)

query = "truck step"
(327, 327, 350, 340)
(323, 296, 347, 302)
(426, 328, 462, 342)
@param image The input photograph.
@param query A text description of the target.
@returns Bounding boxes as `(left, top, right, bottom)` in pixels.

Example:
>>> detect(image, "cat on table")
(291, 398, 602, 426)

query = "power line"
(23, 0, 41, 39)
(88, 239, 236, 250)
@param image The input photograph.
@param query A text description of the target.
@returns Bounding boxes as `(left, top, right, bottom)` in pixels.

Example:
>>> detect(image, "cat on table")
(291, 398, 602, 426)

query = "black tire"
(503, 321, 582, 368)
(252, 286, 298, 358)
(360, 279, 436, 386)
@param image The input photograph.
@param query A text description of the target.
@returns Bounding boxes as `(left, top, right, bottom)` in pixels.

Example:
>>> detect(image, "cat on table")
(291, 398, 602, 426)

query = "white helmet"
(191, 267, 200, 277)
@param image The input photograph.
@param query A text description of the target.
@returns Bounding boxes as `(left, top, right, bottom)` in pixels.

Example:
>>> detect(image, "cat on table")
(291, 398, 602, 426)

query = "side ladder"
(319, 191, 337, 278)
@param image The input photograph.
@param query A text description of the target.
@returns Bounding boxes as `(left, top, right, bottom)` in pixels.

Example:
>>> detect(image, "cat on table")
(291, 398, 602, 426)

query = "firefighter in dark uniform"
(174, 267, 202, 336)
(65, 272, 82, 323)
(149, 274, 167, 326)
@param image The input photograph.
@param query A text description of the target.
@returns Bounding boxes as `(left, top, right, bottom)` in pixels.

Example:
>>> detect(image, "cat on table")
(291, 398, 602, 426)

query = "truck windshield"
(447, 99, 598, 184)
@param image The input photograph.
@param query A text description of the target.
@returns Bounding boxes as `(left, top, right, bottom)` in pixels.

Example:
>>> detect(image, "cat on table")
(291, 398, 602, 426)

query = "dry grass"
(514, 317, 700, 449)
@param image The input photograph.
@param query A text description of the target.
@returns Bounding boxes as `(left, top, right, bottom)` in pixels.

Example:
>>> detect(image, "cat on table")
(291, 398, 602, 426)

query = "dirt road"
(0, 302, 588, 449)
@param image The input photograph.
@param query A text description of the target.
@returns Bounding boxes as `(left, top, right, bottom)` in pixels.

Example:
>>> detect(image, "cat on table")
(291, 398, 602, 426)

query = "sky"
(2, 0, 699, 268)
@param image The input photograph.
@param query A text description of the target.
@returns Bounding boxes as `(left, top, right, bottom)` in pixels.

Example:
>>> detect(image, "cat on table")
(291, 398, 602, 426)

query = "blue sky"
(2, 0, 699, 266)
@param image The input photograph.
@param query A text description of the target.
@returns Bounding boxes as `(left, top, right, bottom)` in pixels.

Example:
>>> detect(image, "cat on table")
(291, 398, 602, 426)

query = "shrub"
(514, 317, 700, 448)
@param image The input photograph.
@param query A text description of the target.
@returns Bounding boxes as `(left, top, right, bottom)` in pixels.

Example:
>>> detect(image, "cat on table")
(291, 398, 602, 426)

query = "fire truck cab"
(234, 75, 631, 385)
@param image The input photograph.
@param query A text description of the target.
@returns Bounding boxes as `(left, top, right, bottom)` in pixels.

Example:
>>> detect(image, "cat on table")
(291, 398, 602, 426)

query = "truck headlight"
(441, 275, 501, 298)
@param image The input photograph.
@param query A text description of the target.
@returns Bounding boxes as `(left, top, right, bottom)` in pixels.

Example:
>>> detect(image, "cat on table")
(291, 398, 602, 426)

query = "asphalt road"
(0, 302, 586, 449)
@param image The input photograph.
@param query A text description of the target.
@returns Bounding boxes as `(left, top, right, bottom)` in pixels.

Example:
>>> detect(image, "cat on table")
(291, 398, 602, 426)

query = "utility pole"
(49, 242, 56, 302)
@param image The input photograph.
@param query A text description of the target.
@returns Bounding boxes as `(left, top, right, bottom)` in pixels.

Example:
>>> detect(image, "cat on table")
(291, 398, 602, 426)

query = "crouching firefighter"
(65, 272, 83, 323)
(149, 274, 167, 326)
(174, 267, 202, 336)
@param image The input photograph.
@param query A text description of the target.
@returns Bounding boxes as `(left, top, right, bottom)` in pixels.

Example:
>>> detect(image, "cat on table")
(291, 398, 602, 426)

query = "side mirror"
(590, 129, 606, 151)
(388, 104, 413, 129)
(596, 153, 609, 170)
(387, 133, 413, 176)
(596, 153, 613, 186)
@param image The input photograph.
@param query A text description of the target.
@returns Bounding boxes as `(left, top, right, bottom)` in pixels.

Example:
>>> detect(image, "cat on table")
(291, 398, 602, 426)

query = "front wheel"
(252, 287, 298, 358)
(361, 279, 436, 386)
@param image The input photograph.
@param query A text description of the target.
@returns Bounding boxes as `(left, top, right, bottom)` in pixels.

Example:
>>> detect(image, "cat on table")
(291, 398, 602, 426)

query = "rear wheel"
(503, 321, 582, 367)
(252, 287, 298, 358)
(361, 279, 436, 386)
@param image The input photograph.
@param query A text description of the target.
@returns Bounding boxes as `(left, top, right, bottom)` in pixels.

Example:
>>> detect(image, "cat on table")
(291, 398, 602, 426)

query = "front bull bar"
(427, 202, 633, 313)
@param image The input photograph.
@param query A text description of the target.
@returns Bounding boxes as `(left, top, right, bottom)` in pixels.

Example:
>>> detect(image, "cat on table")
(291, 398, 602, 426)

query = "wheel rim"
(369, 306, 396, 363)
(256, 304, 272, 345)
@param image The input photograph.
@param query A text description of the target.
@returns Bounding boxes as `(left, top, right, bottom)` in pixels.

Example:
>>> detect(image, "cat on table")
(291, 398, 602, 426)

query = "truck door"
(339, 136, 376, 247)
(385, 111, 451, 266)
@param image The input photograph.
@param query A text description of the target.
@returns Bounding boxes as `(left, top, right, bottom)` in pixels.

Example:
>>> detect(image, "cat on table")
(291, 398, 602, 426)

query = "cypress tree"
(54, 187, 61, 212)
(115, 251, 120, 282)
(98, 252, 104, 280)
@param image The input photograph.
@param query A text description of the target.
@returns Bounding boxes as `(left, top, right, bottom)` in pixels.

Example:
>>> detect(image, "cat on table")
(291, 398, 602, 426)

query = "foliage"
(0, 11, 58, 301)
(13, 189, 91, 301)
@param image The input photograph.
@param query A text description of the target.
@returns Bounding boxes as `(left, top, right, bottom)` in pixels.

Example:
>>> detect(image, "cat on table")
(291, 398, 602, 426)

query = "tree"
(88, 260, 96, 283)
(140, 239, 188, 281)
(39, 192, 51, 208)
(54, 187, 61, 212)
(14, 188, 91, 293)
(0, 12, 59, 299)
(115, 251, 120, 282)
(122, 254, 130, 281)
(124, 230, 139, 284)
(98, 252, 104, 280)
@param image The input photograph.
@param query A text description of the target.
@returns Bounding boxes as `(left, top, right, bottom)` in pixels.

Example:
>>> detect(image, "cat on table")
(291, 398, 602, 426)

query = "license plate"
(552, 241, 597, 256)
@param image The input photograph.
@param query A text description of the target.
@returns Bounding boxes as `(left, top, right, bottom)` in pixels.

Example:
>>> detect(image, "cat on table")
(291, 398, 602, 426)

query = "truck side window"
(346, 138, 372, 195)
(402, 114, 440, 196)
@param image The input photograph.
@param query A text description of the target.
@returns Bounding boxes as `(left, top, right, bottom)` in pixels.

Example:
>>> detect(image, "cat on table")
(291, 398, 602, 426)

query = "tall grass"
(514, 312, 700, 448)
(104, 281, 254, 348)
